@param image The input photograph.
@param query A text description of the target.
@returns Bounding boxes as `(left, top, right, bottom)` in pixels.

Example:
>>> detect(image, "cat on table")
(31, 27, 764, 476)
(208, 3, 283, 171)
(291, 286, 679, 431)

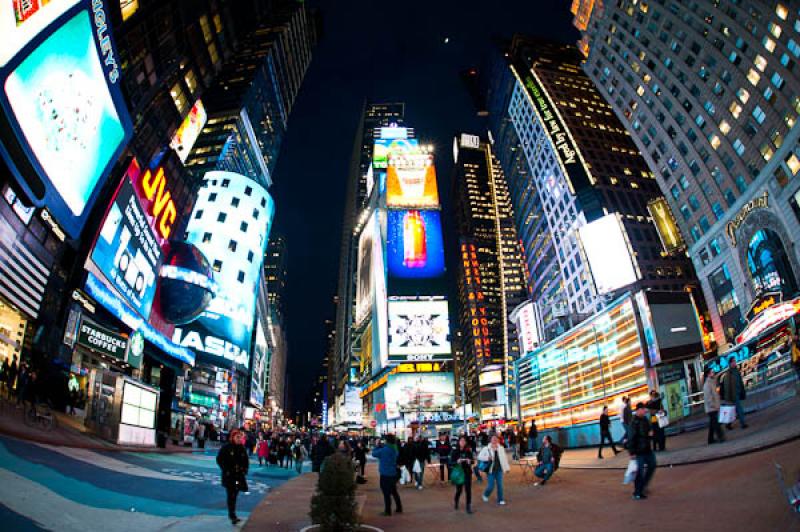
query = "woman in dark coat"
(450, 436, 475, 514)
(217, 429, 250, 524)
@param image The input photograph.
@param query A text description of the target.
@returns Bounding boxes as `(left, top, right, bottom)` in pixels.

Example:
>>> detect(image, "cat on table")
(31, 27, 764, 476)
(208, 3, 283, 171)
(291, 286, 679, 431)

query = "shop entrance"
(746, 229, 798, 298)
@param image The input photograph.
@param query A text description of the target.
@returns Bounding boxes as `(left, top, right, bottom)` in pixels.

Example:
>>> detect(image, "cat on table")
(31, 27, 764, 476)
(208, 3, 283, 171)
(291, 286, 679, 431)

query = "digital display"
(388, 298, 451, 361)
(386, 153, 440, 208)
(579, 214, 638, 294)
(648, 198, 685, 253)
(387, 209, 445, 279)
(373, 138, 420, 169)
(0, 1, 132, 238)
(516, 296, 649, 429)
(250, 321, 268, 407)
(170, 100, 207, 163)
(646, 291, 704, 361)
(355, 214, 375, 324)
(384, 372, 455, 418)
(90, 166, 160, 319)
(119, 0, 138, 21)
(479, 369, 503, 386)
(512, 301, 540, 355)
(175, 171, 274, 369)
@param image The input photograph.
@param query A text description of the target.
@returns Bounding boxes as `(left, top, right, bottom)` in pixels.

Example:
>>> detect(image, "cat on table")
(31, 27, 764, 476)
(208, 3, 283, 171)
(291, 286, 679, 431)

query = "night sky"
(269, 0, 578, 413)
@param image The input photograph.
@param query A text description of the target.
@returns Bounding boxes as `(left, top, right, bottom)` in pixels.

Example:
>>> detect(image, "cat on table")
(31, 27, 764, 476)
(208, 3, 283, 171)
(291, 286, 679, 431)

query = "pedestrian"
(373, 435, 403, 516)
(629, 402, 656, 500)
(67, 374, 80, 416)
(534, 436, 556, 486)
(15, 362, 28, 405)
(6, 355, 17, 399)
(399, 437, 415, 485)
(646, 390, 666, 451)
(216, 429, 249, 525)
(412, 435, 431, 490)
(721, 357, 748, 429)
(619, 396, 632, 447)
(703, 367, 726, 445)
(527, 420, 538, 456)
(311, 434, 332, 473)
(479, 435, 510, 505)
(293, 439, 308, 475)
(435, 432, 452, 482)
(450, 435, 475, 514)
(472, 432, 486, 483)
(598, 405, 619, 458)
(257, 433, 269, 466)
(354, 440, 368, 480)
(195, 423, 206, 449)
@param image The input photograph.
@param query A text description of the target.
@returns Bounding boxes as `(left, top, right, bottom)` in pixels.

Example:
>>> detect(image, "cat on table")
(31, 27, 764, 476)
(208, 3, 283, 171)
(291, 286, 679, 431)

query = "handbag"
(450, 465, 465, 486)
(412, 459, 422, 474)
(478, 460, 491, 472)
(718, 404, 737, 424)
(400, 467, 411, 485)
(623, 459, 638, 485)
(656, 411, 669, 428)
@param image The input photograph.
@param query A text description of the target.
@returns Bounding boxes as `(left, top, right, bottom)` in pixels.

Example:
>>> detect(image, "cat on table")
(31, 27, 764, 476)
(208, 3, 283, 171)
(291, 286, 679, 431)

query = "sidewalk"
(0, 398, 198, 453)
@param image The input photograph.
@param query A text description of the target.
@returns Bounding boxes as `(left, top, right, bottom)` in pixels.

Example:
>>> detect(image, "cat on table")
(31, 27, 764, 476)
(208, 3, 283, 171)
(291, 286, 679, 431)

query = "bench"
(775, 462, 800, 514)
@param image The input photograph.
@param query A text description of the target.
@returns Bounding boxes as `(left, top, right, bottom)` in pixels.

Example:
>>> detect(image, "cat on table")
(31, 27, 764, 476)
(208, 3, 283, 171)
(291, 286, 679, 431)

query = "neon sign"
(139, 166, 176, 241)
(735, 297, 800, 344)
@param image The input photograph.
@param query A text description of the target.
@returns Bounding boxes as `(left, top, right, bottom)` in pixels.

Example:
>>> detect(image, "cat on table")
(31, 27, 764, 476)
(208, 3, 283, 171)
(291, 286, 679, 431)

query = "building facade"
(452, 133, 528, 419)
(574, 0, 800, 346)
(486, 36, 700, 342)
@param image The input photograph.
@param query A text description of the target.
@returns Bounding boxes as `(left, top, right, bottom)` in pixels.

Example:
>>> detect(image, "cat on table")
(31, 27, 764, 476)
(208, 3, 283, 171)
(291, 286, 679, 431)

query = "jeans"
(439, 460, 450, 481)
(414, 468, 424, 488)
(534, 463, 553, 482)
(733, 399, 747, 427)
(455, 468, 472, 508)
(707, 412, 725, 443)
(295, 459, 303, 475)
(634, 452, 657, 496)
(379, 475, 402, 514)
(484, 470, 504, 502)
(598, 430, 618, 457)
(225, 486, 239, 519)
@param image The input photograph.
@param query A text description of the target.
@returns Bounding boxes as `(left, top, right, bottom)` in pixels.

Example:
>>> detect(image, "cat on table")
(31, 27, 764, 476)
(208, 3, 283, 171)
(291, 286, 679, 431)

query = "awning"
(735, 296, 800, 344)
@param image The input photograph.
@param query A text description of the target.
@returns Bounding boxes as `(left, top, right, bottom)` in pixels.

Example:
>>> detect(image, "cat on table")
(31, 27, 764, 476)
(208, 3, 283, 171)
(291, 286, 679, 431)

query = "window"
(680, 204, 692, 220)
(710, 238, 722, 257)
(724, 188, 737, 206)
(735, 175, 748, 193)
(733, 139, 746, 156)
(228, 240, 237, 252)
(240, 221, 248, 232)
(747, 69, 761, 86)
(763, 37, 776, 53)
(217, 212, 227, 222)
(184, 70, 198, 96)
(690, 225, 702, 242)
(231, 197, 240, 207)
(213, 260, 222, 272)
(670, 185, 680, 200)
(170, 82, 189, 114)
(737, 88, 750, 103)
(689, 194, 700, 211)
(752, 105, 766, 124)
(771, 72, 785, 89)
(237, 271, 245, 283)
(247, 251, 254, 263)
(202, 232, 212, 243)
(768, 22, 782, 39)
(209, 192, 217, 202)
(789, 39, 800, 58)
(709, 134, 721, 149)
(194, 209, 203, 219)
(221, 179, 230, 188)
(787, 153, 800, 175)
(699, 216, 710, 232)
(244, 186, 253, 196)
(754, 55, 767, 72)
(712, 202, 724, 219)
(776, 4, 788, 20)
(679, 175, 690, 190)
(720, 120, 731, 135)
(730, 101, 742, 118)
(760, 142, 774, 161)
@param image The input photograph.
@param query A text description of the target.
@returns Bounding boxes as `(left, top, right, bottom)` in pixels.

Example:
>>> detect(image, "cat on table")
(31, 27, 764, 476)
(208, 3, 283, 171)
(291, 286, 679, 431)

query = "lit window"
(199, 15, 213, 43)
(789, 39, 800, 58)
(636, 85, 645, 96)
(737, 88, 750, 103)
(720, 120, 731, 135)
(754, 55, 767, 71)
(787, 153, 800, 175)
(771, 72, 785, 89)
(709, 134, 721, 149)
(760, 143, 774, 161)
(170, 82, 189, 114)
(733, 139, 745, 156)
(729, 101, 743, 118)
(763, 37, 776, 53)
(752, 105, 767, 124)
(776, 4, 788, 20)
(184, 70, 198, 96)
(769, 22, 782, 38)
(747, 69, 761, 86)
(213, 260, 222, 272)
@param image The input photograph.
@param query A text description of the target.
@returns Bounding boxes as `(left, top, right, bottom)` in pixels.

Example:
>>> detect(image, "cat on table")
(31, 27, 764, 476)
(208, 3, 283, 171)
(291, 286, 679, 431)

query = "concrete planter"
(301, 494, 380, 532)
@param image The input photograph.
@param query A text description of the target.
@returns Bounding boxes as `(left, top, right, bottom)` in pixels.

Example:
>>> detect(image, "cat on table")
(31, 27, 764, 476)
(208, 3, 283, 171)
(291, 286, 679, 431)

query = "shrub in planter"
(310, 453, 359, 531)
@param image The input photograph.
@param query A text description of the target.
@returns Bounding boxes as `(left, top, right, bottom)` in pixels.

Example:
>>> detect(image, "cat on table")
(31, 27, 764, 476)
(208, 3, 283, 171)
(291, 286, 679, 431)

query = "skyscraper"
(486, 36, 699, 342)
(452, 133, 528, 419)
(573, 0, 800, 345)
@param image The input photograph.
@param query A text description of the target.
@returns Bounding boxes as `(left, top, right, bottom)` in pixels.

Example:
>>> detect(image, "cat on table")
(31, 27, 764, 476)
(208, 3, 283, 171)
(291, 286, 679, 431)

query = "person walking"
(373, 435, 403, 516)
(598, 406, 619, 458)
(534, 436, 556, 486)
(354, 440, 368, 480)
(435, 433, 452, 482)
(646, 391, 666, 451)
(399, 438, 415, 485)
(703, 367, 726, 445)
(721, 357, 748, 429)
(293, 439, 308, 475)
(479, 435, 510, 505)
(195, 423, 206, 450)
(216, 429, 250, 525)
(629, 402, 656, 500)
(6, 355, 17, 399)
(15, 362, 28, 406)
(450, 436, 475, 514)
(256, 433, 269, 466)
(527, 420, 538, 456)
(412, 435, 431, 490)
(619, 396, 632, 447)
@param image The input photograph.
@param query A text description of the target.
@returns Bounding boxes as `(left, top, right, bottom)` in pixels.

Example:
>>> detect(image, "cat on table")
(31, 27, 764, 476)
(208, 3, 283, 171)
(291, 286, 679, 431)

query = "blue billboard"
(387, 209, 445, 279)
(0, 0, 132, 238)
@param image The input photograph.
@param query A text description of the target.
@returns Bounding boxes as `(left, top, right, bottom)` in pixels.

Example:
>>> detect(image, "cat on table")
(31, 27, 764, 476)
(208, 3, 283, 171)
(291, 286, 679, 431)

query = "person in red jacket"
(257, 433, 269, 466)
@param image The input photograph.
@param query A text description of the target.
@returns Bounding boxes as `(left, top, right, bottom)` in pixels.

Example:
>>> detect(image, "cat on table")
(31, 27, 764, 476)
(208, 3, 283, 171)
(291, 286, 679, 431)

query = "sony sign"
(172, 328, 249, 368)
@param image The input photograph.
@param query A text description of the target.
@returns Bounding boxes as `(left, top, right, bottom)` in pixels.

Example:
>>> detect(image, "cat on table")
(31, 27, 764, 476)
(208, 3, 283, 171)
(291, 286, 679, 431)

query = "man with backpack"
(629, 402, 657, 500)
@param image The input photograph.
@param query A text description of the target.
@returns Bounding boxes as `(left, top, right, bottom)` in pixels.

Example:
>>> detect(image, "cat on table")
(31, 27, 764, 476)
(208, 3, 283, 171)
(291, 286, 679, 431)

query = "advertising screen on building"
(516, 296, 648, 429)
(89, 165, 161, 319)
(387, 209, 445, 279)
(373, 138, 420, 169)
(355, 214, 375, 324)
(647, 198, 685, 254)
(175, 172, 274, 370)
(250, 321, 268, 407)
(0, 1, 132, 238)
(512, 301, 540, 355)
(388, 298, 451, 361)
(384, 372, 455, 417)
(642, 291, 704, 363)
(386, 152, 439, 208)
(579, 214, 638, 295)
(170, 100, 207, 163)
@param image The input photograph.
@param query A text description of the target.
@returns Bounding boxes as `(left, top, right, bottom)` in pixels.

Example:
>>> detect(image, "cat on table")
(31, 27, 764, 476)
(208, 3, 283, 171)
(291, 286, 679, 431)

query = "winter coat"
(721, 367, 746, 402)
(599, 413, 611, 433)
(703, 376, 722, 413)
(257, 440, 269, 458)
(449, 447, 474, 474)
(413, 440, 431, 464)
(399, 443, 415, 468)
(622, 404, 633, 426)
(372, 444, 399, 477)
(478, 444, 510, 474)
(628, 415, 653, 456)
(216, 443, 249, 491)
(434, 440, 452, 462)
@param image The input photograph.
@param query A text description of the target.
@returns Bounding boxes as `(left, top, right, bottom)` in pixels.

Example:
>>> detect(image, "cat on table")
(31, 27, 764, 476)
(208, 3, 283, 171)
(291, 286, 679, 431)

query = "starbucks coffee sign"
(726, 191, 769, 247)
(77, 319, 128, 359)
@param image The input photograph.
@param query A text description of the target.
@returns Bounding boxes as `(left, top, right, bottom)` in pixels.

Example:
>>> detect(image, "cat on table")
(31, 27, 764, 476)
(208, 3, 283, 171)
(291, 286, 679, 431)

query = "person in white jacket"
(478, 435, 510, 505)
(703, 367, 726, 445)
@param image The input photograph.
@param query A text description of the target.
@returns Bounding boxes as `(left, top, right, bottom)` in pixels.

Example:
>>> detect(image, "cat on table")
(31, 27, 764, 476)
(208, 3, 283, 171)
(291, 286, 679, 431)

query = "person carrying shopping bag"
(450, 436, 475, 514)
(703, 367, 726, 445)
(479, 435, 510, 505)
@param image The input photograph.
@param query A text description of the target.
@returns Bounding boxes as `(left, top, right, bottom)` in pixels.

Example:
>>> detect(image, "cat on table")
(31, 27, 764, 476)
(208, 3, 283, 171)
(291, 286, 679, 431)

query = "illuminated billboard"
(647, 198, 685, 254)
(373, 138, 420, 169)
(388, 298, 451, 362)
(175, 172, 274, 369)
(355, 214, 375, 324)
(250, 321, 268, 407)
(0, 0, 132, 238)
(511, 301, 540, 355)
(578, 214, 639, 295)
(170, 100, 207, 163)
(89, 163, 161, 319)
(387, 210, 445, 279)
(384, 372, 455, 417)
(386, 153, 440, 208)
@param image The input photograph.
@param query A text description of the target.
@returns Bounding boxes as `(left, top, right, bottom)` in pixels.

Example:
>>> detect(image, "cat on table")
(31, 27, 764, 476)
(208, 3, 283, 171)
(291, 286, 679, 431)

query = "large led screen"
(171, 100, 207, 163)
(384, 372, 455, 417)
(373, 138, 420, 169)
(578, 214, 638, 295)
(512, 301, 540, 355)
(0, 1, 131, 238)
(647, 198, 685, 254)
(90, 167, 160, 319)
(387, 210, 445, 279)
(388, 299, 451, 361)
(0, 0, 80, 67)
(386, 152, 440, 208)
(355, 214, 375, 324)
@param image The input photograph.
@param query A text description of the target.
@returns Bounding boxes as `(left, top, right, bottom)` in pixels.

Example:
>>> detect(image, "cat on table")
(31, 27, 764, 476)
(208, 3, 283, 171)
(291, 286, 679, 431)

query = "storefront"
(0, 298, 27, 368)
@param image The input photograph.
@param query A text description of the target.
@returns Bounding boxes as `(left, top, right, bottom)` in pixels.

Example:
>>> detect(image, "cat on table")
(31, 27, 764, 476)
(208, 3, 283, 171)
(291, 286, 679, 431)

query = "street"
(0, 436, 297, 532)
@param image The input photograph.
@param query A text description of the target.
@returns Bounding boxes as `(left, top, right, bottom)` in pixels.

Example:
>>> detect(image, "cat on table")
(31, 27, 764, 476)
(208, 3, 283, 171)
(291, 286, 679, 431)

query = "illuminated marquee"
(460, 240, 491, 362)
(735, 296, 800, 345)
(138, 166, 177, 241)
